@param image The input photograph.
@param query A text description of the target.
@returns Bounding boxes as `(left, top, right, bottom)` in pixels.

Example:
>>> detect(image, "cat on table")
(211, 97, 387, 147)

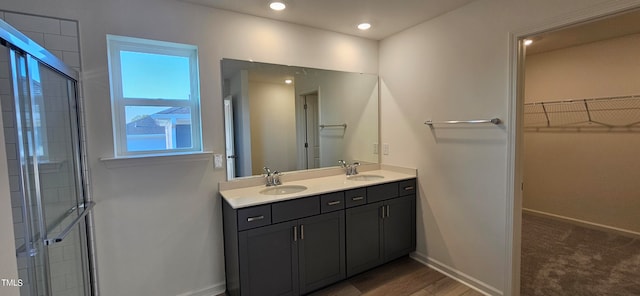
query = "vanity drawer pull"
(293, 226, 298, 241)
(247, 215, 265, 222)
(404, 186, 414, 191)
(351, 196, 364, 201)
(327, 201, 341, 206)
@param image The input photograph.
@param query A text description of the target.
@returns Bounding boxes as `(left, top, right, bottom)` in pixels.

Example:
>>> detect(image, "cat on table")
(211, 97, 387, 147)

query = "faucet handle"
(263, 167, 272, 176)
(338, 160, 347, 167)
(349, 162, 360, 175)
(272, 171, 282, 185)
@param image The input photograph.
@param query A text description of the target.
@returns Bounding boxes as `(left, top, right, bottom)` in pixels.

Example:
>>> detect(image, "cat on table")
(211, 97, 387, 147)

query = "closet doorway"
(517, 9, 640, 296)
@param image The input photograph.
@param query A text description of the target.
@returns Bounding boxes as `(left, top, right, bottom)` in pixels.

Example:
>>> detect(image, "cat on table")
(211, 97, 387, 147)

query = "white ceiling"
(526, 9, 640, 55)
(180, 0, 477, 40)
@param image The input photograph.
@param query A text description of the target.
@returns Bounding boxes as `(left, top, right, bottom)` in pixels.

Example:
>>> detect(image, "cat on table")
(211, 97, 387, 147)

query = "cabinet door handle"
(380, 206, 385, 219)
(300, 225, 304, 240)
(404, 186, 414, 191)
(327, 200, 341, 206)
(247, 215, 264, 222)
(351, 196, 364, 201)
(293, 226, 298, 242)
(386, 205, 390, 217)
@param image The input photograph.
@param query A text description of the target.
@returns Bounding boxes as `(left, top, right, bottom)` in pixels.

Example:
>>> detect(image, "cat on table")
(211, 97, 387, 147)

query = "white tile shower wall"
(1, 11, 85, 296)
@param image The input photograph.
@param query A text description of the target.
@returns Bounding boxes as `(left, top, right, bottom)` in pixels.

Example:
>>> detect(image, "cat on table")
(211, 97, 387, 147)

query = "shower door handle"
(44, 201, 95, 246)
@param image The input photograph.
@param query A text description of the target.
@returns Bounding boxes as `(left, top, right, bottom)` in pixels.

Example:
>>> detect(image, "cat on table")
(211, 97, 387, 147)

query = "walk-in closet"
(520, 9, 640, 296)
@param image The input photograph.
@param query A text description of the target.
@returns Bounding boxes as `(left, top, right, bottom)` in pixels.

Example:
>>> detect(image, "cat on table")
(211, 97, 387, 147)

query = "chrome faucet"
(264, 167, 282, 186)
(338, 160, 360, 176)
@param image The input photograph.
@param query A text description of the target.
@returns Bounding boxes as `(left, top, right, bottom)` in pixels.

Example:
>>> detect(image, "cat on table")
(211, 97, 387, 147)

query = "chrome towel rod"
(424, 118, 501, 126)
(320, 123, 347, 129)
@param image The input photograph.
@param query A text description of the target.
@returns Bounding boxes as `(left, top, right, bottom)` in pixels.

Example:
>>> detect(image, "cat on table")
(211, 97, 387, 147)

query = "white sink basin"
(259, 185, 308, 195)
(347, 174, 384, 181)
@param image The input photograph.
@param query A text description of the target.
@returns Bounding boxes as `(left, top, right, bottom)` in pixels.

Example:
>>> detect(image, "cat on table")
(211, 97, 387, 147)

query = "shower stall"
(1, 18, 95, 296)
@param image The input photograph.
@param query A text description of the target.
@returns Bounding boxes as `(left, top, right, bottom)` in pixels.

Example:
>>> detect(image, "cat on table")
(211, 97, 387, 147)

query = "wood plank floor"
(310, 257, 484, 296)
(218, 256, 484, 296)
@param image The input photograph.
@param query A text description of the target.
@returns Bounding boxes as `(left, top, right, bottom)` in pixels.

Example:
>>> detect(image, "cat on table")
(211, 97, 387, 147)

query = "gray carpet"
(521, 212, 640, 296)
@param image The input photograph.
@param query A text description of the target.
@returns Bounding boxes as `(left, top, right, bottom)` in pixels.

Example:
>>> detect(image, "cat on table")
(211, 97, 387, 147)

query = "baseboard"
(176, 282, 225, 296)
(410, 252, 502, 296)
(522, 208, 640, 240)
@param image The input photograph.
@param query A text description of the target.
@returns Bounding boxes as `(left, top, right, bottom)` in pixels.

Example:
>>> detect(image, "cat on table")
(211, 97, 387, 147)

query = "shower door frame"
(1, 18, 96, 296)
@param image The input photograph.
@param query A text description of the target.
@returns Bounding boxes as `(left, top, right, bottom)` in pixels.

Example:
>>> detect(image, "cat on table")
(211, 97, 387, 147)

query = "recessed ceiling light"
(285, 79, 293, 84)
(524, 39, 533, 46)
(357, 23, 371, 31)
(270, 1, 286, 11)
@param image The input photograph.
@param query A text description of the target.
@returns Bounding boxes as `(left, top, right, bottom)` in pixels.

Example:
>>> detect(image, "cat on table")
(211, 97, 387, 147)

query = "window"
(106, 35, 202, 157)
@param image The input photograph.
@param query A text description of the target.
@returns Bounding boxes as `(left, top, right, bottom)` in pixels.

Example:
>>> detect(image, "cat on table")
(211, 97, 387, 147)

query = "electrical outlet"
(214, 154, 224, 168)
(383, 143, 390, 155)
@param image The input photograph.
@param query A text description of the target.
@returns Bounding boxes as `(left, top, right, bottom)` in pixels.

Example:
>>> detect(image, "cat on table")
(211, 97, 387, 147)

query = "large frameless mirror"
(221, 59, 379, 179)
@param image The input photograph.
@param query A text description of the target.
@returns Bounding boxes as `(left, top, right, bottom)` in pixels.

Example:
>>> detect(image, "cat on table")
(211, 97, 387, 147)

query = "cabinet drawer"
(367, 182, 399, 203)
(320, 192, 345, 213)
(237, 204, 272, 231)
(399, 179, 416, 196)
(272, 196, 320, 223)
(345, 188, 366, 208)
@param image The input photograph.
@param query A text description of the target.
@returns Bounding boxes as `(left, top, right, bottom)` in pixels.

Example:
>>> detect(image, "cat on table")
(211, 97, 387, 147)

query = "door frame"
(505, 2, 640, 295)
(295, 88, 321, 170)
(223, 96, 236, 179)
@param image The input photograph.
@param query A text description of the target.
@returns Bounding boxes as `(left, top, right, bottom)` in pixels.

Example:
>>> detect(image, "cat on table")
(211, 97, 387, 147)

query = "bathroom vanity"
(220, 167, 416, 296)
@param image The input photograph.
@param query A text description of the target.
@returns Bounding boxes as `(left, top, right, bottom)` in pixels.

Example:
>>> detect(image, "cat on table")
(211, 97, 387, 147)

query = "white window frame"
(106, 35, 202, 157)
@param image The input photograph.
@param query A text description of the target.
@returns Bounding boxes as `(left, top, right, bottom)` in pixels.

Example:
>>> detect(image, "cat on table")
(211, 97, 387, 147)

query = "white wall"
(379, 0, 640, 294)
(0, 0, 378, 296)
(249, 81, 297, 175)
(0, 29, 20, 296)
(524, 33, 640, 233)
(0, 108, 19, 296)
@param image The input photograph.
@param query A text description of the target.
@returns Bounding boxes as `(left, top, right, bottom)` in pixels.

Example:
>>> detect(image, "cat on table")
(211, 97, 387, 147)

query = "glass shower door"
(9, 47, 92, 296)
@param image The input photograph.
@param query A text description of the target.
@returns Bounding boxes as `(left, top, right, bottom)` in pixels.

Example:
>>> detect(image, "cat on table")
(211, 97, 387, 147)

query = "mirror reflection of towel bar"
(319, 123, 347, 129)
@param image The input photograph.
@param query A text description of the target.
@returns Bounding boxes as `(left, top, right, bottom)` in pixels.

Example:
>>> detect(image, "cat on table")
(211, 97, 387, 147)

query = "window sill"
(100, 151, 213, 169)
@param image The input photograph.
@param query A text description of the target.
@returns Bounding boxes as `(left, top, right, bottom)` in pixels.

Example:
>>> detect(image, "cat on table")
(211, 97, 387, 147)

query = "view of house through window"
(107, 35, 202, 156)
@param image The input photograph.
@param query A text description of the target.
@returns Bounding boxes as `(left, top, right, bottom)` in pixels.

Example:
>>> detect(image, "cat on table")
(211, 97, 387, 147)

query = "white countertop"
(220, 168, 416, 209)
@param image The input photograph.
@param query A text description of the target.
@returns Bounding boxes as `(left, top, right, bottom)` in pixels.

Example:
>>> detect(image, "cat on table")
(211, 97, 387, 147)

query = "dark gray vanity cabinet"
(345, 180, 416, 277)
(345, 202, 384, 276)
(222, 178, 415, 296)
(238, 221, 299, 296)
(223, 195, 345, 296)
(297, 211, 345, 294)
(382, 194, 416, 261)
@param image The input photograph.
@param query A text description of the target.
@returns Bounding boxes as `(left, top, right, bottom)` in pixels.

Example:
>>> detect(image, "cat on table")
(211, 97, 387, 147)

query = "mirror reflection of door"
(303, 93, 319, 169)
(223, 96, 236, 179)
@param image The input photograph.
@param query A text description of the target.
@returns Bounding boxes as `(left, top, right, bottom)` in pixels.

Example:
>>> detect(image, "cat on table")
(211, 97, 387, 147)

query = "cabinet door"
(298, 211, 345, 294)
(345, 202, 384, 277)
(383, 195, 416, 262)
(239, 221, 299, 296)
